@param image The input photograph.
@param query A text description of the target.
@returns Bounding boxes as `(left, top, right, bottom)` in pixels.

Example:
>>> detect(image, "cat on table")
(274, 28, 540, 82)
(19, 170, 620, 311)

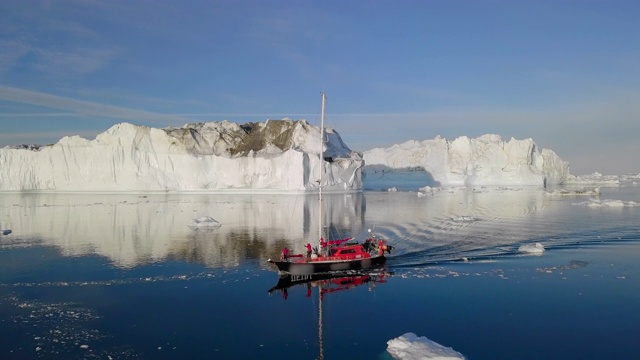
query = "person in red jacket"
(305, 243, 312, 258)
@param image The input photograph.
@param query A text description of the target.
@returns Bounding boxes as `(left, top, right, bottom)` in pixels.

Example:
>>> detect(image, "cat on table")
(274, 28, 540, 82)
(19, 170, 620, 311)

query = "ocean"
(1, 174, 639, 359)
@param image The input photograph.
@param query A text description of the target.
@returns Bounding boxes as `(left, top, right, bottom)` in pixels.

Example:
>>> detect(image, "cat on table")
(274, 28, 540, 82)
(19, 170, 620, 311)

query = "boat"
(267, 93, 393, 275)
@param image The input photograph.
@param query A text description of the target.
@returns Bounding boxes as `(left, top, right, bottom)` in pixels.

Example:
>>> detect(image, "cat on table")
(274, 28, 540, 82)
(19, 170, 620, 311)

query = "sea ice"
(518, 243, 545, 254)
(387, 332, 466, 360)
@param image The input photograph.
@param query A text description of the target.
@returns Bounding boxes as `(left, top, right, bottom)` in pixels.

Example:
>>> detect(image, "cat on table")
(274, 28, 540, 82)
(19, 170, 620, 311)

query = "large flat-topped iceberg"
(364, 134, 570, 186)
(0, 120, 364, 192)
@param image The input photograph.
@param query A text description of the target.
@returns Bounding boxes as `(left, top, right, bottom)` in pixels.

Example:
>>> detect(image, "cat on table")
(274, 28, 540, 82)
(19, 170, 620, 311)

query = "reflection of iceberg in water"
(0, 193, 366, 269)
(2, 187, 628, 269)
(365, 187, 604, 264)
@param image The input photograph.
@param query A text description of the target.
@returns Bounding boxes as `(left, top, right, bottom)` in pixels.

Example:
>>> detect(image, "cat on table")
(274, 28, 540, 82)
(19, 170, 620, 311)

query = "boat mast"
(317, 93, 326, 360)
(318, 92, 326, 248)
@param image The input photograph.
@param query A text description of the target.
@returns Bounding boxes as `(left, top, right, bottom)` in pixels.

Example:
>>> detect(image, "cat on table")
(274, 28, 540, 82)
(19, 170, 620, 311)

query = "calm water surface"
(1, 181, 639, 359)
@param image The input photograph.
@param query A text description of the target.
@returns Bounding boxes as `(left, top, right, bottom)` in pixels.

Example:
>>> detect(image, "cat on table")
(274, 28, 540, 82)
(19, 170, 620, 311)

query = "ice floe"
(450, 216, 478, 222)
(518, 243, 545, 254)
(387, 332, 466, 360)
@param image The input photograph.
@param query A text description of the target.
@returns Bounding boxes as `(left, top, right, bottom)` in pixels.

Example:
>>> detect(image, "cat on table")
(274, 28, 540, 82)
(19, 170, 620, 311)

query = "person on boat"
(305, 243, 312, 258)
(281, 247, 289, 261)
(319, 238, 328, 256)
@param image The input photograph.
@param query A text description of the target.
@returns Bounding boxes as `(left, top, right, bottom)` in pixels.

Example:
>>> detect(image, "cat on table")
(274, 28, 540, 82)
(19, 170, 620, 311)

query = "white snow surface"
(364, 134, 570, 186)
(0, 120, 364, 192)
(387, 332, 466, 360)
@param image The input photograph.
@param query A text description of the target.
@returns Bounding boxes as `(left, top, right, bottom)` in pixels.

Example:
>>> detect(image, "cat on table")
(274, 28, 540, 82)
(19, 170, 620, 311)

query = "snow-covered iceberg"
(0, 120, 364, 192)
(364, 134, 570, 187)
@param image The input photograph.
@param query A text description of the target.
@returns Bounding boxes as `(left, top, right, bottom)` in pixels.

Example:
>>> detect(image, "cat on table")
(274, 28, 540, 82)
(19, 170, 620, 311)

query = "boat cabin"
(329, 245, 370, 259)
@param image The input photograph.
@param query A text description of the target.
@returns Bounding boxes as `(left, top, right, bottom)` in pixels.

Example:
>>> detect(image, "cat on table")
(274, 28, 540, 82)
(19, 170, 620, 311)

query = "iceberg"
(0, 120, 364, 192)
(387, 332, 466, 360)
(364, 134, 570, 187)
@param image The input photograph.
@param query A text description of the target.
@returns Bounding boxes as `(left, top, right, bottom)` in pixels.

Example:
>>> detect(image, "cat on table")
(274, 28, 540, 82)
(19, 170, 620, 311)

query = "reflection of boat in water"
(268, 93, 393, 275)
(268, 269, 390, 359)
(267, 269, 390, 297)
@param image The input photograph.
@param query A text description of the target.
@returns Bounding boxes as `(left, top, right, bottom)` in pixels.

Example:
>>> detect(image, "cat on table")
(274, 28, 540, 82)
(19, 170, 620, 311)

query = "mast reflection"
(267, 269, 391, 360)
(267, 269, 390, 299)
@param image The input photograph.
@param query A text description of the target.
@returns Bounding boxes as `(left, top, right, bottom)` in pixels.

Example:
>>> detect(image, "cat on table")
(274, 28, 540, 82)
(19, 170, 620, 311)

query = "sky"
(1, 0, 639, 175)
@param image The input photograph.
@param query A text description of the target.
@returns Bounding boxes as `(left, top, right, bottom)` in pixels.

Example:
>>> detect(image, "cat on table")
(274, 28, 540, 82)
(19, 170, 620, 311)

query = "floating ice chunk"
(188, 216, 221, 228)
(419, 186, 467, 194)
(545, 187, 600, 196)
(419, 186, 435, 193)
(388, 187, 398, 192)
(573, 199, 640, 208)
(387, 332, 466, 360)
(451, 216, 477, 222)
(1, 229, 11, 235)
(518, 243, 545, 254)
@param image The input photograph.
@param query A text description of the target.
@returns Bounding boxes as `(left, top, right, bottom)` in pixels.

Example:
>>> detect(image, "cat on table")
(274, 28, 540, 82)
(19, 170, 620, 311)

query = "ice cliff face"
(363, 134, 570, 186)
(0, 120, 364, 192)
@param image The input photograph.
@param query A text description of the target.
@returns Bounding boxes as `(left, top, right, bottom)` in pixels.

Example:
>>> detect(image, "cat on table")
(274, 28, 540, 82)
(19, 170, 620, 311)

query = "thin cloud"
(0, 113, 78, 117)
(0, 40, 31, 72)
(33, 47, 118, 76)
(0, 85, 192, 125)
(0, 129, 100, 144)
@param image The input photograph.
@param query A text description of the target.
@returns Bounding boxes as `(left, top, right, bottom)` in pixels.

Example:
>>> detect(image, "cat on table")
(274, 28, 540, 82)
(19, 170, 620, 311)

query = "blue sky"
(1, 0, 639, 175)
